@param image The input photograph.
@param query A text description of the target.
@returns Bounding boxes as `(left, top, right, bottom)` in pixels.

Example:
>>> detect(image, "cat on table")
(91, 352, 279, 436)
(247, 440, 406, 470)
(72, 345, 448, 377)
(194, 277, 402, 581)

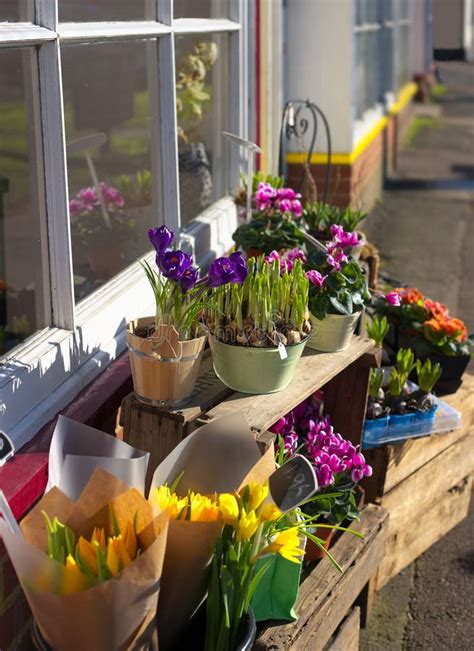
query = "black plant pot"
(175, 605, 256, 651)
(420, 352, 471, 395)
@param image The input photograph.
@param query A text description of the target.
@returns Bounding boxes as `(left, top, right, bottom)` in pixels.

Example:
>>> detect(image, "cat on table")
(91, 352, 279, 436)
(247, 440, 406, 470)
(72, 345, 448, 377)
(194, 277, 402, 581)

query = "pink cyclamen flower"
(77, 187, 99, 210)
(330, 224, 360, 248)
(385, 292, 401, 306)
(264, 250, 280, 265)
(306, 270, 327, 288)
(255, 182, 276, 210)
(69, 199, 83, 215)
(276, 187, 297, 201)
(291, 199, 303, 217)
(100, 183, 125, 209)
(327, 247, 348, 272)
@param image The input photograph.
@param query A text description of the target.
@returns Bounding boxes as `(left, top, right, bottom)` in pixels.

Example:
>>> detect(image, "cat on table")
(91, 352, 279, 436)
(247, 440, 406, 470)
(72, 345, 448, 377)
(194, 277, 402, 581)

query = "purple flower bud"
(157, 250, 192, 281)
(351, 467, 364, 483)
(148, 226, 175, 252)
(180, 266, 199, 292)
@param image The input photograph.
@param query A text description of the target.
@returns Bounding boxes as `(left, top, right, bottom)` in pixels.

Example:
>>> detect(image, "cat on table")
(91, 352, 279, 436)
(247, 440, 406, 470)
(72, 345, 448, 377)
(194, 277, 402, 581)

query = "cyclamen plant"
(305, 236, 371, 320)
(143, 226, 247, 340)
(271, 396, 372, 525)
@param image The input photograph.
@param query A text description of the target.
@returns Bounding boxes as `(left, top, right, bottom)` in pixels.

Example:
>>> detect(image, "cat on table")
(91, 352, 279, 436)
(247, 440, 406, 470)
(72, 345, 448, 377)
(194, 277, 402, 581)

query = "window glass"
(61, 40, 159, 302)
(0, 48, 45, 356)
(59, 1, 149, 22)
(176, 34, 229, 225)
(174, 0, 228, 19)
(0, 0, 34, 21)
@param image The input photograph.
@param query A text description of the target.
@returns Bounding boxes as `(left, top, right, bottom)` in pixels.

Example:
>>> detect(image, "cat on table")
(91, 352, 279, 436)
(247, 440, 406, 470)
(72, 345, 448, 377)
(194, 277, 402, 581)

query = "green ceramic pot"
(209, 336, 308, 394)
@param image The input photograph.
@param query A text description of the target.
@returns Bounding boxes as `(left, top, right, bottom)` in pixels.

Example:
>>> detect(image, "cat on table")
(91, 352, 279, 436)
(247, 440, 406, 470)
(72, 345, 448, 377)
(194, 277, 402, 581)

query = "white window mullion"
(228, 0, 245, 187)
(37, 40, 75, 332)
(157, 33, 181, 234)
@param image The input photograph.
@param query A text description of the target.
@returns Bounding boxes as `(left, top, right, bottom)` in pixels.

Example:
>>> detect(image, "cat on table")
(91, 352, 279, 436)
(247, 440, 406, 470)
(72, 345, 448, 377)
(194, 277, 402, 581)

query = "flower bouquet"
(69, 183, 135, 278)
(127, 226, 247, 406)
(232, 179, 306, 257)
(0, 468, 169, 651)
(271, 398, 372, 561)
(204, 254, 312, 393)
(305, 238, 371, 352)
(376, 287, 472, 392)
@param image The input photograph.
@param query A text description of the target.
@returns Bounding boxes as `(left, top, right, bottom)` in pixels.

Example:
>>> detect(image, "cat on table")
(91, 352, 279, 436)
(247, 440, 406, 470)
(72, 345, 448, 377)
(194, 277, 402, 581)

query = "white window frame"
(0, 0, 247, 449)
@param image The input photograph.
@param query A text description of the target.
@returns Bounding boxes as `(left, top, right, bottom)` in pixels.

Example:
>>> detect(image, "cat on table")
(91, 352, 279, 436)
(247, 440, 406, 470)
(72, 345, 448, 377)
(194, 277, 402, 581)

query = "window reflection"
(176, 34, 229, 225)
(61, 40, 159, 302)
(0, 48, 44, 356)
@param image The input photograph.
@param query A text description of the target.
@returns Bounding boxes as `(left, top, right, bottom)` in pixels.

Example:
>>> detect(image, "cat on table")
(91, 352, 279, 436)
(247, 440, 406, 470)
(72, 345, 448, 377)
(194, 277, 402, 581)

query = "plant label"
(269, 455, 318, 512)
(278, 342, 288, 360)
(0, 432, 14, 467)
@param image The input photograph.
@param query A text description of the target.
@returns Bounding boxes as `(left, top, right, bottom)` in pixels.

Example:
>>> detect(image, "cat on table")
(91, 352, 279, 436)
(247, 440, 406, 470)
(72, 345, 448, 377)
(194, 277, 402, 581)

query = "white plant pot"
(346, 231, 367, 261)
(307, 312, 362, 352)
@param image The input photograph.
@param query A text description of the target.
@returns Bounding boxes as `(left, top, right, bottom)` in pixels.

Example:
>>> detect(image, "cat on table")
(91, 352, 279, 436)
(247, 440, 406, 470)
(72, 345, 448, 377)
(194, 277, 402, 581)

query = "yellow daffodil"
(263, 527, 304, 564)
(219, 493, 240, 524)
(244, 482, 269, 512)
(259, 502, 282, 522)
(76, 536, 99, 576)
(62, 554, 92, 594)
(237, 510, 260, 542)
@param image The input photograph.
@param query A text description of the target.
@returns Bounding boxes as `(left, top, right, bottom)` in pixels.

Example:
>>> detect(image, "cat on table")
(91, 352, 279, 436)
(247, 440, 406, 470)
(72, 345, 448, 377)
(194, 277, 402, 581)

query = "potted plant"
(127, 226, 247, 406)
(305, 245, 371, 352)
(232, 180, 305, 257)
(204, 255, 311, 394)
(302, 202, 367, 259)
(365, 369, 389, 429)
(69, 182, 135, 278)
(410, 358, 442, 422)
(271, 401, 372, 562)
(376, 287, 472, 392)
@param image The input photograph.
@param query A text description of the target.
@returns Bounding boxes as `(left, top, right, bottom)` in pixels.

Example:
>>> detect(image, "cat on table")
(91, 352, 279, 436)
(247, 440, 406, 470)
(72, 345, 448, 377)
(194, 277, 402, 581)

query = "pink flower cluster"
(265, 248, 307, 273)
(69, 183, 125, 215)
(329, 224, 360, 248)
(271, 394, 372, 487)
(255, 182, 302, 217)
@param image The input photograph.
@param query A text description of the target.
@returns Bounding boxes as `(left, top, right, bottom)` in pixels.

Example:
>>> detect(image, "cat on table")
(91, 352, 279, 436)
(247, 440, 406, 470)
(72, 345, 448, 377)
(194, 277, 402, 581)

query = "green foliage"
(366, 315, 389, 346)
(115, 169, 152, 207)
(232, 213, 306, 255)
(396, 348, 416, 375)
(416, 358, 442, 393)
(303, 202, 367, 239)
(302, 477, 359, 526)
(306, 249, 371, 320)
(369, 368, 384, 398)
(387, 367, 407, 397)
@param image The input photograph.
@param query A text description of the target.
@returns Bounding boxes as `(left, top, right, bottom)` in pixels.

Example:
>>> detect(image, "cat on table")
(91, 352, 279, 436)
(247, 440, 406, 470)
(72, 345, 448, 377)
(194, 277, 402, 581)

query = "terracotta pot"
(127, 317, 206, 407)
(305, 527, 335, 561)
(246, 247, 263, 259)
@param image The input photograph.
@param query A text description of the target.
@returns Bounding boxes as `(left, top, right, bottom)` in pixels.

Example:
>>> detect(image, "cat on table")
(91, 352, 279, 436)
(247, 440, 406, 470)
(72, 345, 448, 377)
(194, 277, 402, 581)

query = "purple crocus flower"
(180, 266, 199, 292)
(306, 270, 327, 288)
(208, 252, 248, 287)
(385, 291, 401, 306)
(148, 226, 175, 253)
(157, 250, 192, 281)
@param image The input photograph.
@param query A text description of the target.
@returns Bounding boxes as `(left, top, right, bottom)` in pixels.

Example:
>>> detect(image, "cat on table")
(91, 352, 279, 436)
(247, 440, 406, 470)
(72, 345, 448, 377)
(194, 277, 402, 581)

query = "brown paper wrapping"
(127, 318, 206, 404)
(150, 413, 276, 649)
(0, 468, 169, 651)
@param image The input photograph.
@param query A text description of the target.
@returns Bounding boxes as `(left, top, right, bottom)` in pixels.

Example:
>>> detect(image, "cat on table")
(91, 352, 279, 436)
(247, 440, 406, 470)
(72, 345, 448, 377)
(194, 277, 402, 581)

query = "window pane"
(176, 34, 229, 225)
(0, 48, 45, 356)
(62, 40, 159, 302)
(59, 1, 149, 22)
(0, 0, 34, 21)
(174, 0, 229, 19)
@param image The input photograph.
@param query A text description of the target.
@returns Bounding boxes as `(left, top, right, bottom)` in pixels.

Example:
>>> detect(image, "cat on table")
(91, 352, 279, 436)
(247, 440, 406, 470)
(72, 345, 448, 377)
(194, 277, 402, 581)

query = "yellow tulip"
(62, 554, 91, 595)
(91, 527, 106, 551)
(244, 483, 269, 512)
(122, 521, 137, 560)
(77, 536, 99, 576)
(237, 510, 260, 542)
(189, 493, 219, 522)
(106, 536, 132, 576)
(150, 486, 188, 519)
(259, 503, 282, 522)
(264, 527, 304, 564)
(219, 493, 239, 524)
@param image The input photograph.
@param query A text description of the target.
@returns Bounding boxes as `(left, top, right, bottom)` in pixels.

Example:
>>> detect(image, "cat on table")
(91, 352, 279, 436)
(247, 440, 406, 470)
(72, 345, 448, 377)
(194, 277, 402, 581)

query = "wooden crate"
(362, 374, 474, 590)
(326, 607, 360, 651)
(254, 505, 388, 651)
(122, 336, 378, 491)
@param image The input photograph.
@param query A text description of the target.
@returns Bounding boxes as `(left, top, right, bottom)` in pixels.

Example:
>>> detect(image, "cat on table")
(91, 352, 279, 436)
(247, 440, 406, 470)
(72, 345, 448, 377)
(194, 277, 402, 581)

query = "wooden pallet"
(121, 336, 378, 492)
(254, 504, 388, 651)
(362, 373, 474, 590)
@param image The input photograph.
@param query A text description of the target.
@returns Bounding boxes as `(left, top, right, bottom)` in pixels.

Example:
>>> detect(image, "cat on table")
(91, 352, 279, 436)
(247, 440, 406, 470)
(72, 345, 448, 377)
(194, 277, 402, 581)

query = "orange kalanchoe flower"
(394, 287, 425, 305)
(424, 299, 449, 320)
